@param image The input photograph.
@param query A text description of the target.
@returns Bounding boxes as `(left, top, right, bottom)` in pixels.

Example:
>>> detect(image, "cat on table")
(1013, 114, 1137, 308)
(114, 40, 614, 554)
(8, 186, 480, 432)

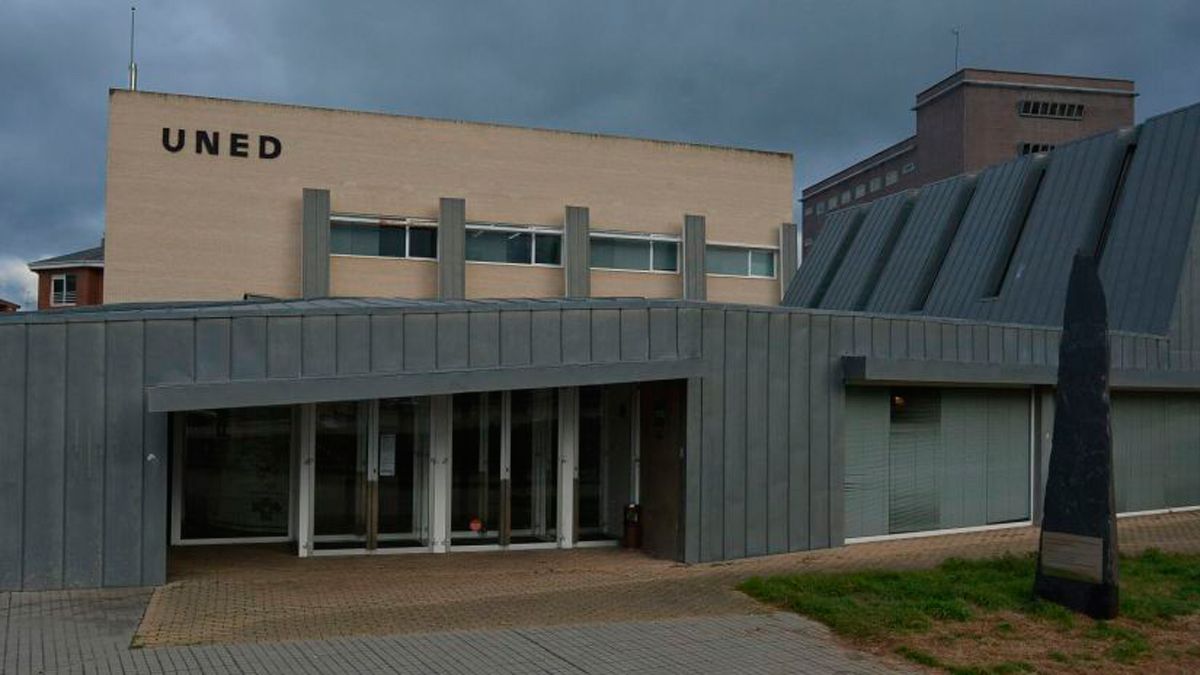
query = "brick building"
(800, 68, 1135, 254)
(0, 298, 18, 313)
(27, 242, 105, 310)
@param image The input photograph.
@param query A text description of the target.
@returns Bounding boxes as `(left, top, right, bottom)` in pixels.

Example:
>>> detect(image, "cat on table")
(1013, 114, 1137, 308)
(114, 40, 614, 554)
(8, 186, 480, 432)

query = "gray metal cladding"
(0, 325, 27, 589)
(2, 288, 1194, 587)
(779, 222, 798, 300)
(438, 197, 466, 300)
(683, 215, 707, 300)
(564, 206, 591, 298)
(301, 188, 331, 299)
(787, 101, 1200, 341)
(785, 206, 862, 307)
(922, 157, 1043, 318)
(1101, 104, 1200, 335)
(984, 128, 1134, 325)
(820, 192, 915, 311)
(866, 176, 975, 314)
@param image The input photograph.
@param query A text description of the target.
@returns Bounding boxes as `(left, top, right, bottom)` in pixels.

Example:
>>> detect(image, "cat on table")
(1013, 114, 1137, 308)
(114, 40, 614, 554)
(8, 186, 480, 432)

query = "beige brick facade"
(105, 90, 794, 305)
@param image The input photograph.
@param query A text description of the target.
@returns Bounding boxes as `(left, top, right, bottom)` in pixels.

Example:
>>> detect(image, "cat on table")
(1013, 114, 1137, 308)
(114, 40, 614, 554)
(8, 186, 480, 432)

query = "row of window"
(808, 162, 916, 216)
(1018, 99, 1084, 120)
(330, 220, 776, 278)
(1019, 142, 1056, 155)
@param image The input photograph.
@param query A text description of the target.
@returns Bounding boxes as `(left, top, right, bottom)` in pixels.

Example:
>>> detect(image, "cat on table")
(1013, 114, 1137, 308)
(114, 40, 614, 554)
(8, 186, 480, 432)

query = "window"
(178, 406, 293, 541)
(331, 218, 438, 259)
(840, 190, 852, 205)
(885, 170, 899, 186)
(705, 245, 776, 278)
(803, 206, 814, 217)
(854, 184, 866, 199)
(590, 233, 679, 272)
(1018, 99, 1083, 120)
(815, 202, 826, 216)
(1020, 142, 1056, 155)
(466, 223, 562, 266)
(51, 273, 77, 306)
(827, 197, 839, 211)
(901, 162, 916, 175)
(869, 177, 882, 193)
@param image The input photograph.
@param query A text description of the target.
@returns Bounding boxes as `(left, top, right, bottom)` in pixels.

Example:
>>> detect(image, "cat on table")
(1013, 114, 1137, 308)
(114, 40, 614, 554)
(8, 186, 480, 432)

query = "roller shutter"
(844, 387, 1032, 539)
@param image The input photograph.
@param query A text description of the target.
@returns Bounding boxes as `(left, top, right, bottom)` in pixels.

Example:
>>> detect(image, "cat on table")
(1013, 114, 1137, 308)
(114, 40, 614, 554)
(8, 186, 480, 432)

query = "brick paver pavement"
(2, 511, 1197, 674)
(1, 591, 900, 674)
(135, 511, 1200, 647)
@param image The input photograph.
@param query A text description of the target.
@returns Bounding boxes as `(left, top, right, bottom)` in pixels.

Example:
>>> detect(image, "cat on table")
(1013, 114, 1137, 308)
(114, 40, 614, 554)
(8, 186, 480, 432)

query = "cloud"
(0, 256, 37, 308)
(1, 0, 1199, 268)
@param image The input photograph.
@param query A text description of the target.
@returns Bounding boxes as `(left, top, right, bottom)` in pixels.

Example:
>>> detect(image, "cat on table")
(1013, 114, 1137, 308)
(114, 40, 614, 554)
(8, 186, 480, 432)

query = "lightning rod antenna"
(128, 6, 138, 90)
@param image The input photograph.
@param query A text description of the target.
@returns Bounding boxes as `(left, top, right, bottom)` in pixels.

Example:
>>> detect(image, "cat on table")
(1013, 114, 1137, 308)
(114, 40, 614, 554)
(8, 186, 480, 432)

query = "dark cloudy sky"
(2, 0, 1199, 306)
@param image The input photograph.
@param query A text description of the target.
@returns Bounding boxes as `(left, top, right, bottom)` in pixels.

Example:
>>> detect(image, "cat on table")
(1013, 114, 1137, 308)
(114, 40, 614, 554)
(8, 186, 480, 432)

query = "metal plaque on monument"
(1034, 252, 1119, 619)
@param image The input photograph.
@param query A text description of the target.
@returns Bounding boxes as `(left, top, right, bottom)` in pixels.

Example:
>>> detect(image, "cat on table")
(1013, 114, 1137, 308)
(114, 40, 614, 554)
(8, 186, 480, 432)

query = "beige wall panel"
(105, 91, 792, 303)
(329, 256, 437, 299)
(708, 277, 779, 306)
(465, 263, 563, 299)
(591, 271, 681, 299)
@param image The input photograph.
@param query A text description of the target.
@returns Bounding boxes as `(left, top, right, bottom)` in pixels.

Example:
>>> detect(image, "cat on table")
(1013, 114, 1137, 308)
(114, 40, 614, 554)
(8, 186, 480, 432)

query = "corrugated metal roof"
(921, 155, 1044, 318)
(983, 127, 1135, 325)
(865, 175, 974, 313)
(784, 100, 1200, 339)
(783, 206, 864, 306)
(1099, 103, 1200, 334)
(819, 191, 914, 310)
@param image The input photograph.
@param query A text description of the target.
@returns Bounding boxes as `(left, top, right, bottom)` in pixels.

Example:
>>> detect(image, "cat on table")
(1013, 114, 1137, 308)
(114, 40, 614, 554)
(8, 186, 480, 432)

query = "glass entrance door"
(313, 402, 368, 549)
(313, 398, 431, 552)
(378, 398, 431, 549)
(450, 389, 559, 548)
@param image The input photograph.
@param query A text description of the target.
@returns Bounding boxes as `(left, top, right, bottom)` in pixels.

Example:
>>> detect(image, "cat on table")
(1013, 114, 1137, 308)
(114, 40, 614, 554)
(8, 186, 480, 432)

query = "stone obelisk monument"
(1034, 252, 1119, 619)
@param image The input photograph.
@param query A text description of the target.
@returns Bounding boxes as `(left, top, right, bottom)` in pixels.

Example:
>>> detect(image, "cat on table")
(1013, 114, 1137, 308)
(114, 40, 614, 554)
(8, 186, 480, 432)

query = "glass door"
(451, 392, 503, 546)
(312, 398, 432, 552)
(450, 389, 559, 549)
(377, 397, 432, 549)
(313, 402, 368, 549)
(510, 389, 559, 544)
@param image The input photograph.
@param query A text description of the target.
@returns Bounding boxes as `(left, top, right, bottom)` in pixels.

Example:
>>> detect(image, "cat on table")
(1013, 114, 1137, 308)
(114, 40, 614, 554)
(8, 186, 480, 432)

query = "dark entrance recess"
(638, 380, 686, 559)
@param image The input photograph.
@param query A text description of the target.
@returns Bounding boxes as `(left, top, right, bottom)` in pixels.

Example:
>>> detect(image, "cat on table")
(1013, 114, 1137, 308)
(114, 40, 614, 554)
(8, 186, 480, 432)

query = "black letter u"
(162, 128, 185, 153)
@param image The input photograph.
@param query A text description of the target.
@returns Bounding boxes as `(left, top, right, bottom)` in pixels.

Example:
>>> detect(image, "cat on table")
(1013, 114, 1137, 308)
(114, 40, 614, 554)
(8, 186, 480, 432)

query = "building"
(2, 94, 1198, 593)
(0, 298, 18, 313)
(27, 243, 105, 310)
(103, 90, 796, 307)
(787, 101, 1200, 539)
(800, 68, 1136, 254)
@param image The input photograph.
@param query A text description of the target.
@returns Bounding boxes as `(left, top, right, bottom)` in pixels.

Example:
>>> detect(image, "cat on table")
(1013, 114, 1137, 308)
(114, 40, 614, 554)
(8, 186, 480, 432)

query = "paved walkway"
(3, 511, 1198, 674)
(138, 511, 1200, 646)
(1, 591, 897, 674)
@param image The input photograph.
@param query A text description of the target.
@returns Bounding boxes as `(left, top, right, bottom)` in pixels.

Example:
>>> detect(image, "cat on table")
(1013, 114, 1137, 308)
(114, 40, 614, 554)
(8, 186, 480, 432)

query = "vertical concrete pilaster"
(557, 387, 579, 547)
(779, 222, 798, 301)
(429, 395, 453, 552)
(564, 206, 591, 298)
(301, 188, 331, 299)
(683, 214, 707, 301)
(438, 198, 466, 300)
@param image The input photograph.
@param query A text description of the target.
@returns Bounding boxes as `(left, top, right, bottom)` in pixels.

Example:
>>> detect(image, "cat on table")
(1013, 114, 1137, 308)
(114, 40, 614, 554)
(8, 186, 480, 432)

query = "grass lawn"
(739, 549, 1200, 674)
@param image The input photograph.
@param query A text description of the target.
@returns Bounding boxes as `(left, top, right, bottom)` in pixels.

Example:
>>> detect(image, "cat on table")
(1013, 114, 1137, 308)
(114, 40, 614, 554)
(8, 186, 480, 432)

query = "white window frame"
(464, 221, 563, 268)
(589, 230, 681, 275)
(885, 170, 899, 186)
(704, 241, 779, 279)
(901, 162, 916, 175)
(50, 273, 77, 307)
(329, 214, 439, 261)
